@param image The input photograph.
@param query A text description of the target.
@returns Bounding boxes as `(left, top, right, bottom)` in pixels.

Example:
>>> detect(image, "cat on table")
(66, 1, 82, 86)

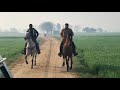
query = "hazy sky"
(0, 12, 120, 32)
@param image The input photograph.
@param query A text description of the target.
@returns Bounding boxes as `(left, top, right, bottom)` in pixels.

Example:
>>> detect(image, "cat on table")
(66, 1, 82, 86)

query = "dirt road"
(10, 36, 78, 78)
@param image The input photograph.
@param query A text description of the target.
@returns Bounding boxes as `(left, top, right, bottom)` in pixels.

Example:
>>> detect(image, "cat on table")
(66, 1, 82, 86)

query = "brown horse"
(62, 35, 73, 72)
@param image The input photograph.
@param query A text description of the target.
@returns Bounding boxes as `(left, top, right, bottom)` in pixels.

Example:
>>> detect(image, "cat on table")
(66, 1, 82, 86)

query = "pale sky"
(0, 12, 120, 32)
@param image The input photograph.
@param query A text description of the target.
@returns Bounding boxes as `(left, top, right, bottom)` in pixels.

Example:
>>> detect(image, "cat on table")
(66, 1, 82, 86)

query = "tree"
(40, 22, 54, 34)
(97, 27, 103, 32)
(82, 27, 96, 32)
(56, 23, 61, 31)
(52, 25, 56, 31)
(82, 27, 89, 32)
(90, 28, 96, 32)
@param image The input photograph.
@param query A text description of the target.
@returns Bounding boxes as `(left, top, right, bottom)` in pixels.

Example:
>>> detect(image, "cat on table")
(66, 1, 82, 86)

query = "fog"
(0, 12, 120, 32)
(0, 12, 120, 35)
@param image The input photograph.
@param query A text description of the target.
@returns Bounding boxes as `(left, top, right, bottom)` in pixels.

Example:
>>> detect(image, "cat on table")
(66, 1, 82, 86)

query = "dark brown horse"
(62, 35, 73, 72)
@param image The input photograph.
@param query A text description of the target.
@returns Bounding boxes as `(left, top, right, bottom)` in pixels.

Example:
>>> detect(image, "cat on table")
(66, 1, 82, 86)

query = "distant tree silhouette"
(83, 27, 96, 32)
(97, 27, 103, 32)
(56, 23, 61, 32)
(40, 21, 54, 34)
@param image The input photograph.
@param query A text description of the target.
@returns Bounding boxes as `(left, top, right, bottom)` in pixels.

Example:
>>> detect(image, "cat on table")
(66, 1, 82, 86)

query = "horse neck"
(26, 39, 35, 47)
(64, 37, 70, 46)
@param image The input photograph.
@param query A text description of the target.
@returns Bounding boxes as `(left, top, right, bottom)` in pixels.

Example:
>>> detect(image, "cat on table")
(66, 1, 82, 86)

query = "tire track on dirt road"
(44, 38, 52, 78)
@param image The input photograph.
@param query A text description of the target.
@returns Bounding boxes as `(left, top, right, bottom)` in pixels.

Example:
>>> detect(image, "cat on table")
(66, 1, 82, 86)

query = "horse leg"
(34, 53, 37, 65)
(31, 54, 34, 69)
(70, 57, 73, 70)
(62, 57, 65, 66)
(25, 55, 28, 64)
(68, 56, 69, 61)
(66, 57, 69, 72)
(68, 57, 70, 70)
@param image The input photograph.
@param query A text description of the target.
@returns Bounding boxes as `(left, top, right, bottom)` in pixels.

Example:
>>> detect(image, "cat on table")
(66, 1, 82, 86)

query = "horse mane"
(64, 35, 71, 47)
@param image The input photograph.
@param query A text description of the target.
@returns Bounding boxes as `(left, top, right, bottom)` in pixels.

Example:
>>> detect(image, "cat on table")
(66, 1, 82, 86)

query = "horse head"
(24, 32, 31, 40)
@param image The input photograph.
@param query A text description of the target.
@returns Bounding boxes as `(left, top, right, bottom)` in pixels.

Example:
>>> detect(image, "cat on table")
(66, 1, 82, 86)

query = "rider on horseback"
(22, 24, 41, 55)
(58, 23, 78, 57)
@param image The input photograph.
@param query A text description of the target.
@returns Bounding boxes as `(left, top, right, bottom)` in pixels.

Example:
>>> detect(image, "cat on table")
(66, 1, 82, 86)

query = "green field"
(74, 33, 120, 78)
(0, 37, 43, 66)
(1, 32, 120, 78)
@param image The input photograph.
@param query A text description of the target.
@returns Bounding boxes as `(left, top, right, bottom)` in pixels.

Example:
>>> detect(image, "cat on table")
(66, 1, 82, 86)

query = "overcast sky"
(0, 12, 120, 32)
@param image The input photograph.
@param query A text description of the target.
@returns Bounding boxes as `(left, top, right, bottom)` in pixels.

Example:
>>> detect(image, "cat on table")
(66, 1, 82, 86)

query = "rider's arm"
(71, 29, 74, 36)
(35, 29, 39, 37)
(60, 29, 64, 38)
(71, 29, 74, 40)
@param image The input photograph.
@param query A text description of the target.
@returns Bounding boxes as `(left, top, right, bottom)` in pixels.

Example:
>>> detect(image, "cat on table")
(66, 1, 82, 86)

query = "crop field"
(0, 37, 42, 66)
(1, 32, 120, 78)
(74, 32, 120, 78)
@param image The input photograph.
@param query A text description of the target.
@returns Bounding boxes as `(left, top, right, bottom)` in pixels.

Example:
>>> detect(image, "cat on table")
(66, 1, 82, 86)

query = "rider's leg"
(34, 40, 41, 54)
(36, 43, 40, 54)
(72, 41, 78, 56)
(22, 43, 27, 55)
(60, 42, 63, 53)
(58, 41, 63, 57)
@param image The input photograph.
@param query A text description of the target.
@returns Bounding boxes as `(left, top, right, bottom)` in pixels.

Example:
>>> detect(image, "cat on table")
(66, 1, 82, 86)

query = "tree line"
(0, 21, 105, 33)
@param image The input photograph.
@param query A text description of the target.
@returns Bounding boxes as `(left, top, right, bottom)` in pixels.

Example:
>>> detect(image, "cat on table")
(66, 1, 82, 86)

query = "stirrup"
(58, 53, 62, 57)
(74, 52, 78, 56)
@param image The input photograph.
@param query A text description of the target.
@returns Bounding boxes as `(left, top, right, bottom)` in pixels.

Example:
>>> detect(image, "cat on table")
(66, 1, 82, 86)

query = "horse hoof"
(62, 62, 65, 66)
(70, 67, 72, 70)
(26, 61, 28, 64)
(31, 67, 33, 69)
